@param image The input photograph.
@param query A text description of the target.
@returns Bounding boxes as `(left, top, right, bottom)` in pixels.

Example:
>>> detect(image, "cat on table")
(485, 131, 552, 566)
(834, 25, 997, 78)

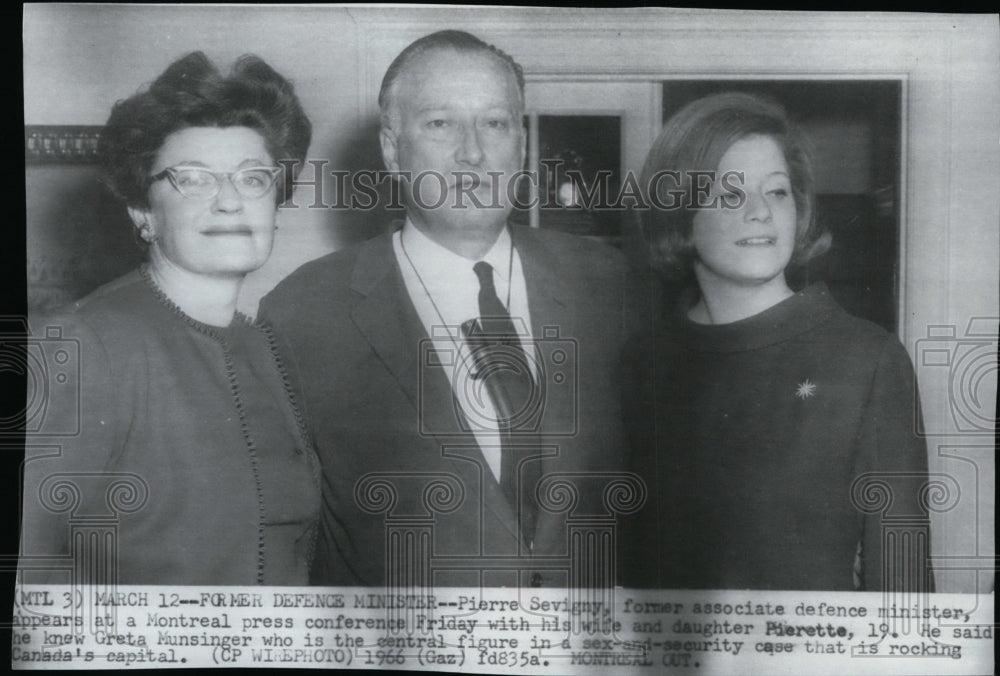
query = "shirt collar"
(400, 217, 512, 284)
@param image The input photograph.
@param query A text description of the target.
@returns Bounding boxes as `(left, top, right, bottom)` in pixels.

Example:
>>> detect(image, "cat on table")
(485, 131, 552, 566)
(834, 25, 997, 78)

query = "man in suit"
(260, 30, 631, 588)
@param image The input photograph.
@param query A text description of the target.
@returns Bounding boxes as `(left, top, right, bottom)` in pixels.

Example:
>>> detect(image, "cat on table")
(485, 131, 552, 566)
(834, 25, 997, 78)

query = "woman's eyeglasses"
(150, 166, 282, 200)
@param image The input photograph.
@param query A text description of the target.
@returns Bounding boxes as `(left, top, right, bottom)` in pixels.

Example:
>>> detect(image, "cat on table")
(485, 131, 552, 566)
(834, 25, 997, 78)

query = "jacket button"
(530, 573, 543, 587)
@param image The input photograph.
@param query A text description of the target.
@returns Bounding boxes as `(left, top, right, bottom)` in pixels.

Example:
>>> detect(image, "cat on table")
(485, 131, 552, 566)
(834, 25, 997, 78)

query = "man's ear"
(380, 126, 400, 174)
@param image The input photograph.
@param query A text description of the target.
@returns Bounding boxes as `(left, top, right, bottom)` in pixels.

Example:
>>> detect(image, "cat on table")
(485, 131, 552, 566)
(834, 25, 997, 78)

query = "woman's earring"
(140, 226, 158, 244)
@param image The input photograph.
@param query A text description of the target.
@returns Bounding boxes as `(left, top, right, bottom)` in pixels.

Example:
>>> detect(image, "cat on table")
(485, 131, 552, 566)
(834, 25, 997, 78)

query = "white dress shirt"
(393, 220, 534, 482)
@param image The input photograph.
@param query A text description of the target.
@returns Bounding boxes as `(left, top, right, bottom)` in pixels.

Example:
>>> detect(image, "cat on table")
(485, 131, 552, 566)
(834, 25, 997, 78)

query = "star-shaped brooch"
(795, 379, 817, 400)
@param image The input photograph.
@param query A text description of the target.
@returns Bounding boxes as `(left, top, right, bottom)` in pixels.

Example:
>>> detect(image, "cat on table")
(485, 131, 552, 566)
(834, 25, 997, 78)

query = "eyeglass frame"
(148, 165, 283, 200)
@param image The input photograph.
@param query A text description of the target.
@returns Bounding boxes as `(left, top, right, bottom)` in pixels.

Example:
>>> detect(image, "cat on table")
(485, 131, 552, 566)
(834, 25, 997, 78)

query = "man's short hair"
(378, 30, 525, 129)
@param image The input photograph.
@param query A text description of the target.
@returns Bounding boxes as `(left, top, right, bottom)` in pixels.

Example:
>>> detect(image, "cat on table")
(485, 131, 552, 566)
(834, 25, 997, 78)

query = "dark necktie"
(462, 261, 540, 544)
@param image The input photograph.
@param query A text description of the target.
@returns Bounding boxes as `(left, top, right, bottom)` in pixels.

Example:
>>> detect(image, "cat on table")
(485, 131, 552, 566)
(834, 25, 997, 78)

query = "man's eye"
(427, 119, 450, 129)
(483, 118, 509, 130)
(768, 188, 789, 198)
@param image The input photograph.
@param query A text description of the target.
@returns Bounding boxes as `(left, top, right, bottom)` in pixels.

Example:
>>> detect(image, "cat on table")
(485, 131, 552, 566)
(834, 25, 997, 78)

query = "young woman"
(621, 92, 932, 591)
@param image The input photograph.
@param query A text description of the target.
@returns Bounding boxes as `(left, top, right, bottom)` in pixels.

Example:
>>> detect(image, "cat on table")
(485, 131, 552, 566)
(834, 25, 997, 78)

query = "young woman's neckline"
(673, 282, 839, 353)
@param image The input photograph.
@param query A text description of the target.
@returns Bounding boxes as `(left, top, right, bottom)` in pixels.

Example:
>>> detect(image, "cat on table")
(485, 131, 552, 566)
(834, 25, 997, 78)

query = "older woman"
(20, 52, 318, 585)
(621, 92, 932, 591)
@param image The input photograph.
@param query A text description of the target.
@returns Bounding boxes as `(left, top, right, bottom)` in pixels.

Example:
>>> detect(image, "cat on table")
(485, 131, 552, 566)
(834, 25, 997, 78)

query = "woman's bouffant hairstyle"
(637, 91, 830, 279)
(98, 51, 311, 210)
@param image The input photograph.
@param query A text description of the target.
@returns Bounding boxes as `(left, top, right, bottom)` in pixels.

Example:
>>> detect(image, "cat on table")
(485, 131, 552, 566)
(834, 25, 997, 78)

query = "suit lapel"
(513, 226, 575, 351)
(349, 234, 424, 413)
(512, 226, 581, 549)
(513, 226, 578, 439)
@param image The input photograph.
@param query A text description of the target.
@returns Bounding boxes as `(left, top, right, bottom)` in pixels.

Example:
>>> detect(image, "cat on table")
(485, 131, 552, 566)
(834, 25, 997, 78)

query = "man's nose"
(456, 123, 484, 165)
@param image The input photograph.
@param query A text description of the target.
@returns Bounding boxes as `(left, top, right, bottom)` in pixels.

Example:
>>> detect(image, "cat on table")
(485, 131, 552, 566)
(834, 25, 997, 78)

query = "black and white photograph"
(8, 5, 997, 673)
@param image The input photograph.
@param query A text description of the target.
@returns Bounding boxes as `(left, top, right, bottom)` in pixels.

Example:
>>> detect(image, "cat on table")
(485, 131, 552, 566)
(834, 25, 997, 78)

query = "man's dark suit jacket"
(259, 224, 630, 587)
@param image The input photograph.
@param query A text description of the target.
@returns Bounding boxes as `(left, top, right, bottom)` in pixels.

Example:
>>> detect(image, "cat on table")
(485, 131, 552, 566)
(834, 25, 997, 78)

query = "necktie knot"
(473, 261, 497, 297)
(473, 261, 511, 333)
